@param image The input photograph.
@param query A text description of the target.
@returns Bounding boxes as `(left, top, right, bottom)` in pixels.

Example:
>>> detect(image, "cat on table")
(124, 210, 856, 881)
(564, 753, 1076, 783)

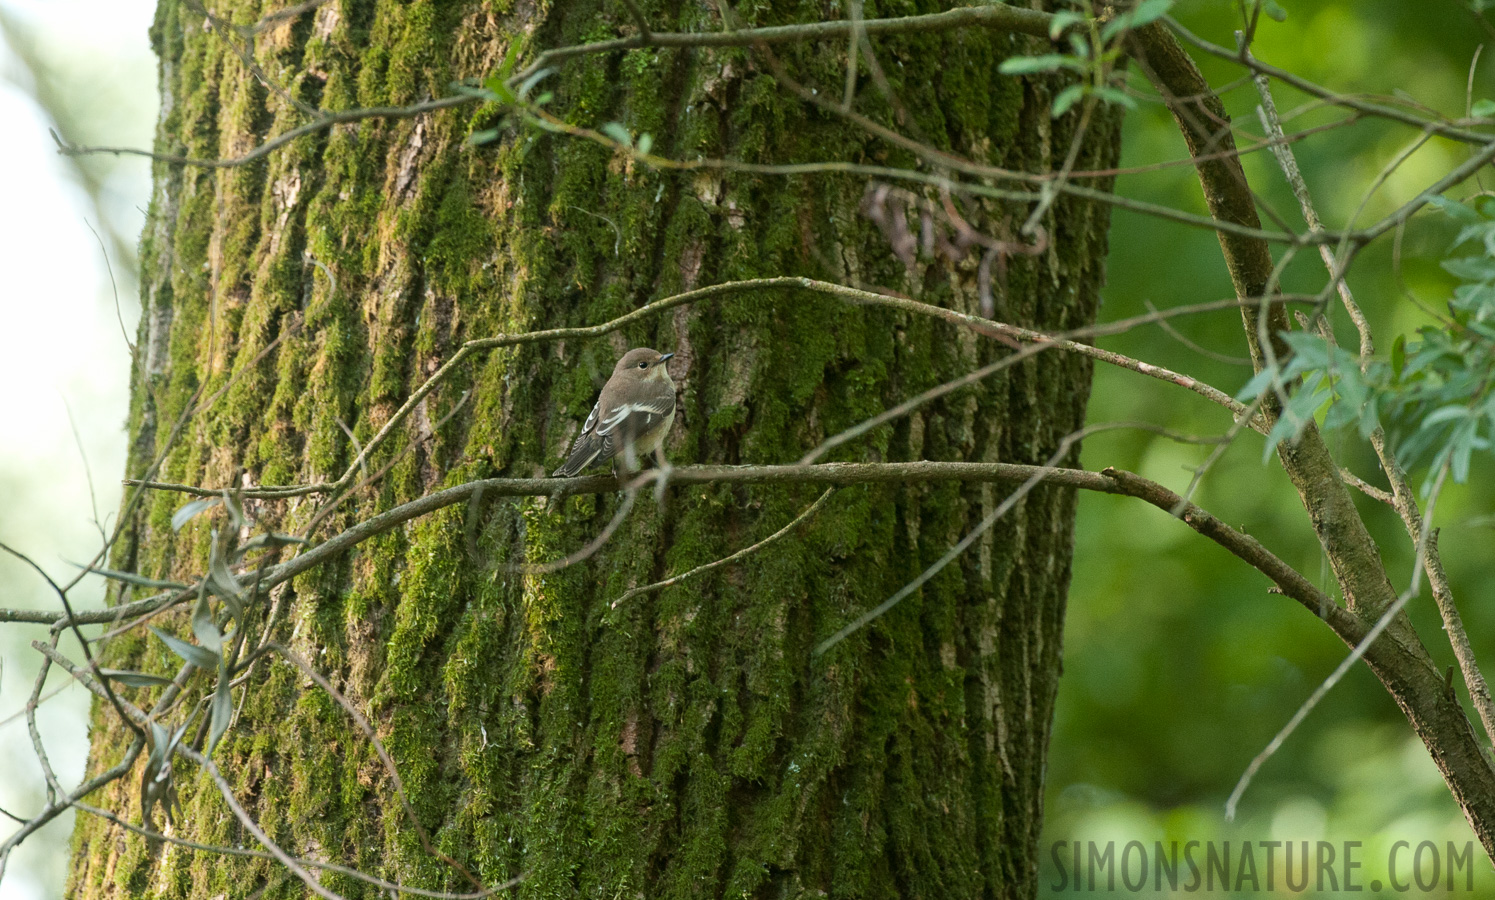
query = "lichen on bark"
(69, 1, 1121, 897)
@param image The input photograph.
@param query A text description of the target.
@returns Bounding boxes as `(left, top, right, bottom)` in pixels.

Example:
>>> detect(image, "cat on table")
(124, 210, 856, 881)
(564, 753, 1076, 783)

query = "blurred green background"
(2, 1, 1494, 898)
(1047, 1, 1495, 897)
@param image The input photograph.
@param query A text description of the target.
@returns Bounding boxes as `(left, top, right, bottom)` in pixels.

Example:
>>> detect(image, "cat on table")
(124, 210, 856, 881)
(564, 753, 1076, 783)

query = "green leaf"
(496, 40, 520, 80)
(466, 127, 502, 147)
(1427, 193, 1482, 223)
(1441, 255, 1495, 281)
(1449, 422, 1479, 483)
(1422, 404, 1472, 428)
(76, 565, 188, 591)
(1051, 84, 1086, 118)
(207, 655, 234, 758)
(1236, 365, 1279, 402)
(636, 133, 653, 156)
(1049, 9, 1085, 38)
(1391, 334, 1406, 380)
(999, 54, 1084, 75)
(191, 584, 224, 654)
(516, 68, 554, 101)
(1091, 85, 1137, 109)
(221, 491, 245, 529)
(1260, 0, 1287, 22)
(208, 531, 245, 623)
(600, 122, 633, 147)
(171, 498, 219, 533)
(1473, 99, 1495, 118)
(482, 74, 517, 104)
(99, 669, 176, 688)
(149, 626, 219, 670)
(1101, 0, 1174, 41)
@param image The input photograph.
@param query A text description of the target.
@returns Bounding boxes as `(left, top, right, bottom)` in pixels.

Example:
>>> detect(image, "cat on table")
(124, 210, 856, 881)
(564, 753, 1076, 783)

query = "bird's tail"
(552, 435, 604, 477)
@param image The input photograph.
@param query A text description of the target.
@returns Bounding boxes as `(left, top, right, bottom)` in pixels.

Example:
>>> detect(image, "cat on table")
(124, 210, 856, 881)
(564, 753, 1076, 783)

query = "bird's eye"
(638, 362, 648, 369)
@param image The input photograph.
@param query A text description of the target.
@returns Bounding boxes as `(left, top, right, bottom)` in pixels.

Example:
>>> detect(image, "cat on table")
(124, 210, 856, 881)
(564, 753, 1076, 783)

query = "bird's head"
(614, 347, 675, 382)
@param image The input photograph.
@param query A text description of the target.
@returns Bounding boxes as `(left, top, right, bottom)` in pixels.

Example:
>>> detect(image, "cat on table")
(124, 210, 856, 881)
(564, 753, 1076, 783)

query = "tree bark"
(69, 1, 1120, 897)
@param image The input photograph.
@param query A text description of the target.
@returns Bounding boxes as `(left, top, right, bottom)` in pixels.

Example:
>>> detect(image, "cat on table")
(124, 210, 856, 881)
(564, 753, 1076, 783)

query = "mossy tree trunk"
(69, 0, 1119, 897)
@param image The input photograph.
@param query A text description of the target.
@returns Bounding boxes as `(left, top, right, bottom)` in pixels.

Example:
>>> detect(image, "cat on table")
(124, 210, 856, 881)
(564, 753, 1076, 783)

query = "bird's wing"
(553, 385, 674, 476)
(553, 430, 605, 477)
(552, 401, 607, 476)
(595, 387, 675, 439)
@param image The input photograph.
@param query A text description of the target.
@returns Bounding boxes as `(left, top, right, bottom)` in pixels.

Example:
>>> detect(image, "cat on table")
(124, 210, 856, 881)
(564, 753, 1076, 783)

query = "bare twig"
(0, 542, 143, 739)
(1226, 466, 1454, 819)
(32, 642, 344, 900)
(518, 4, 1052, 78)
(610, 487, 835, 608)
(269, 644, 493, 893)
(52, 97, 471, 169)
(70, 799, 517, 899)
(1166, 16, 1495, 146)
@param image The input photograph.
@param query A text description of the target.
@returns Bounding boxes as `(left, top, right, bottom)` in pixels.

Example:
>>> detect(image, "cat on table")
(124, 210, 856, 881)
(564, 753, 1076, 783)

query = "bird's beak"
(658, 353, 675, 362)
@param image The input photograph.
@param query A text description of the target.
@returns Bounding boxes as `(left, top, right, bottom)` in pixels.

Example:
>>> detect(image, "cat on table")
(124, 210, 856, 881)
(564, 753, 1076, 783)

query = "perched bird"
(552, 348, 676, 477)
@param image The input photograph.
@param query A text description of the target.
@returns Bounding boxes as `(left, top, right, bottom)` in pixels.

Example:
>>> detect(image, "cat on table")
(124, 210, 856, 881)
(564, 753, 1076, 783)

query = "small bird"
(553, 348, 677, 477)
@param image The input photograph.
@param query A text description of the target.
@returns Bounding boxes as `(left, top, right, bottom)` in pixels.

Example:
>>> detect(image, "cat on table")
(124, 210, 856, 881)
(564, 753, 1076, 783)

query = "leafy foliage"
(1239, 195, 1495, 484)
(998, 0, 1175, 117)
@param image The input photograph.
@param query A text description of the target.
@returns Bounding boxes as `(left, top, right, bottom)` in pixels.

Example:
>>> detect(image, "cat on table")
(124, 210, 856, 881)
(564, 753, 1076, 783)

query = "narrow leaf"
(171, 498, 219, 532)
(466, 127, 502, 147)
(149, 626, 219, 670)
(191, 584, 224, 654)
(75, 565, 188, 591)
(221, 490, 246, 529)
(999, 55, 1082, 75)
(1049, 10, 1084, 38)
(232, 531, 309, 561)
(1051, 84, 1086, 118)
(208, 531, 246, 621)
(99, 669, 176, 688)
(207, 656, 234, 758)
(601, 122, 633, 147)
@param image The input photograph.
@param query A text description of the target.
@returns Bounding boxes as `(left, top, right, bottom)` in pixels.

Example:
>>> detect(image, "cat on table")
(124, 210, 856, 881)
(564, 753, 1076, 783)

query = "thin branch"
(0, 541, 144, 739)
(70, 799, 515, 899)
(813, 440, 1351, 655)
(1339, 468, 1394, 505)
(247, 0, 333, 35)
(268, 644, 492, 893)
(32, 642, 345, 900)
(0, 736, 143, 879)
(510, 489, 638, 574)
(1255, 70, 1495, 750)
(322, 281, 1286, 501)
(1144, 298, 1252, 365)
(1166, 16, 1495, 146)
(1226, 466, 1452, 819)
(518, 3, 1051, 78)
(617, 0, 653, 39)
(610, 487, 834, 608)
(52, 96, 472, 169)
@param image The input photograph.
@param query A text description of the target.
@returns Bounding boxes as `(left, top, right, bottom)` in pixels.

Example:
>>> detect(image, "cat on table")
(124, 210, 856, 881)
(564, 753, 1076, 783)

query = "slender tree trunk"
(69, 1, 1119, 897)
